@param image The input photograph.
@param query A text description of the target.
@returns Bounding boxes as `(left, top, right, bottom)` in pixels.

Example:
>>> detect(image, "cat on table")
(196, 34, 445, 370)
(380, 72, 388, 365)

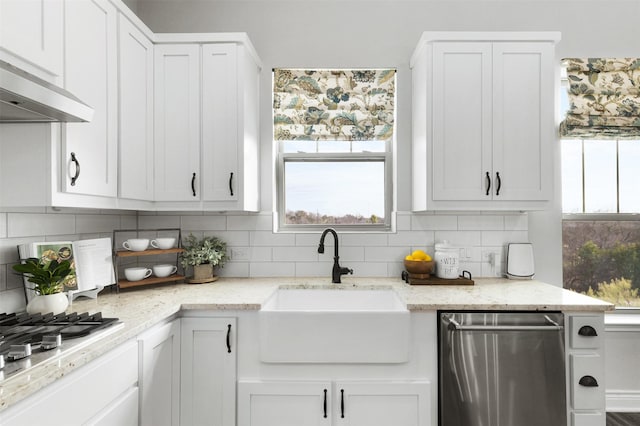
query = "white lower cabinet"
(138, 319, 181, 426)
(0, 340, 139, 426)
(566, 313, 606, 426)
(238, 380, 430, 426)
(181, 317, 237, 426)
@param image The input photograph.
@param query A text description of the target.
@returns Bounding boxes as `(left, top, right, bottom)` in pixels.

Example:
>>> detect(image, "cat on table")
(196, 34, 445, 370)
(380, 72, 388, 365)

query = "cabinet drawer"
(571, 354, 605, 410)
(571, 411, 605, 426)
(569, 315, 604, 349)
(0, 340, 139, 425)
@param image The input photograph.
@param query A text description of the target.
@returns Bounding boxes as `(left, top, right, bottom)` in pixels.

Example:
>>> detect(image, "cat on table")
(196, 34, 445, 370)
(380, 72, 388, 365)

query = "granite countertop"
(0, 277, 613, 412)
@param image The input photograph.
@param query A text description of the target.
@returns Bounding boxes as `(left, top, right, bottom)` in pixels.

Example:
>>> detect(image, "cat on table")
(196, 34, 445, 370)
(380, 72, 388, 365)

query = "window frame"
(275, 146, 393, 232)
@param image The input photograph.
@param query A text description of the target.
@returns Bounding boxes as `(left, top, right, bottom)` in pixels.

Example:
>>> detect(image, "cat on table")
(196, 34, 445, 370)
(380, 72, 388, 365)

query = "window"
(273, 69, 396, 231)
(560, 60, 640, 308)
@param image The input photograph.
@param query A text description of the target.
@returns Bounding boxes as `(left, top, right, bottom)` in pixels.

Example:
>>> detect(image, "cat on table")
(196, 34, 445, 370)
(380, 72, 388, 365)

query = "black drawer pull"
(226, 324, 231, 353)
(340, 389, 345, 418)
(495, 172, 502, 196)
(229, 172, 234, 196)
(191, 172, 196, 197)
(579, 375, 599, 387)
(578, 325, 598, 337)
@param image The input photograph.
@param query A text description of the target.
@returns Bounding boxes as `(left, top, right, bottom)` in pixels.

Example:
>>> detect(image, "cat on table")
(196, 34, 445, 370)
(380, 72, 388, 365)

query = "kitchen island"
(0, 277, 613, 425)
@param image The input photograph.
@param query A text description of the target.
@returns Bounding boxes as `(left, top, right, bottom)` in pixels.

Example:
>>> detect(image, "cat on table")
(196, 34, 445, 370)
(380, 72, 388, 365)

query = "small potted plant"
(13, 257, 73, 314)
(180, 234, 228, 283)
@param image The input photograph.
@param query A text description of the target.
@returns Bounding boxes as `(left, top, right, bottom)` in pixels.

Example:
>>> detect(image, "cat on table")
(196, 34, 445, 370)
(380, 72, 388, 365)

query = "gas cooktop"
(0, 311, 121, 381)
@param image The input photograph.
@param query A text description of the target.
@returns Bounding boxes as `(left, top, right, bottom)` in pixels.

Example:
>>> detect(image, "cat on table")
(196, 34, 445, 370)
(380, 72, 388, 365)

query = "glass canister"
(435, 241, 459, 279)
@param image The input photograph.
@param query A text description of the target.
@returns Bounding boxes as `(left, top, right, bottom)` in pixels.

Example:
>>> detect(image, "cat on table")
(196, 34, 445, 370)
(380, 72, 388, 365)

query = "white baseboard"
(607, 390, 640, 412)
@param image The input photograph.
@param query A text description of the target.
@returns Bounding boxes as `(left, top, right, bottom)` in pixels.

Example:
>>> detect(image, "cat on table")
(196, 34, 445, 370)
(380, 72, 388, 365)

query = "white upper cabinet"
(0, 0, 63, 79)
(62, 0, 118, 198)
(118, 13, 154, 201)
(154, 44, 201, 202)
(154, 40, 261, 211)
(411, 32, 560, 211)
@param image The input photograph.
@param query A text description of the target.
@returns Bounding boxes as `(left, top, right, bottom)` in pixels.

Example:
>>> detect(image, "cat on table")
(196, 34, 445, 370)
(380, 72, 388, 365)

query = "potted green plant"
(180, 234, 228, 283)
(13, 257, 73, 314)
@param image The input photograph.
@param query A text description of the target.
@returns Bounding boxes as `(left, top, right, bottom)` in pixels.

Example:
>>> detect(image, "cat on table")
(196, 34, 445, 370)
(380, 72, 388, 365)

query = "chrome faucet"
(318, 228, 353, 283)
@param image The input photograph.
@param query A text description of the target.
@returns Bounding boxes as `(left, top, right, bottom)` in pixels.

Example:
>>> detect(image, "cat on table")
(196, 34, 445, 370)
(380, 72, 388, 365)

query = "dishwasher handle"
(443, 315, 564, 332)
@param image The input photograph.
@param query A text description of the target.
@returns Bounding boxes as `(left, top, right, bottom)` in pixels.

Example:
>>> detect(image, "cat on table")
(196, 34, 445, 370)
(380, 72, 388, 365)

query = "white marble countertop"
(0, 276, 613, 412)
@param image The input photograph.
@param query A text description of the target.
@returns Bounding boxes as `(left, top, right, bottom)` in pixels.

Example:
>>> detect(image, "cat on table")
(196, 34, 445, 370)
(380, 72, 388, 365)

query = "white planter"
(26, 293, 69, 315)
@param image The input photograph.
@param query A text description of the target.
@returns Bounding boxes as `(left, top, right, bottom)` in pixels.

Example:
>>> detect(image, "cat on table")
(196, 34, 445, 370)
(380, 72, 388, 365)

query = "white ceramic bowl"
(122, 238, 149, 252)
(151, 237, 176, 250)
(124, 267, 152, 281)
(152, 264, 178, 278)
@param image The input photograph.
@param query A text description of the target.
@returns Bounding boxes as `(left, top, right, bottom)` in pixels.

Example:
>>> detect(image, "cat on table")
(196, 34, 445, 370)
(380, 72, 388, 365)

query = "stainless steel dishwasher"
(439, 311, 566, 426)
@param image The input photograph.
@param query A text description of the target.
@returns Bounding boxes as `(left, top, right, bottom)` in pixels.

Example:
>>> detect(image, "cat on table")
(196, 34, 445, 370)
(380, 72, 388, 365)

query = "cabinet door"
(62, 0, 118, 197)
(118, 14, 154, 201)
(431, 42, 493, 201)
(139, 320, 181, 426)
(237, 381, 332, 426)
(335, 382, 430, 426)
(181, 317, 236, 426)
(0, 0, 63, 77)
(201, 43, 239, 202)
(154, 44, 201, 201)
(492, 42, 553, 201)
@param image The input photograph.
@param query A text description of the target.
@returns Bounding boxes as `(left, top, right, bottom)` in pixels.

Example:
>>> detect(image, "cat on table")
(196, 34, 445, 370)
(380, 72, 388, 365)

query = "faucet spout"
(318, 228, 353, 283)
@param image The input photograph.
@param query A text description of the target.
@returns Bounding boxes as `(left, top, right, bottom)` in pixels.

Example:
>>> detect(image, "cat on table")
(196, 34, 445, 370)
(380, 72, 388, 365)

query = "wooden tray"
(408, 276, 474, 286)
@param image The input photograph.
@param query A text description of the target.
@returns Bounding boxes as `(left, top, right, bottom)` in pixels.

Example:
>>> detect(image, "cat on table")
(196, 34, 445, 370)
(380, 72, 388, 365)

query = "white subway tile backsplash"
(364, 246, 407, 262)
(250, 262, 295, 277)
(504, 214, 528, 231)
(295, 233, 327, 247)
(273, 246, 319, 262)
(434, 231, 482, 246)
(250, 231, 295, 247)
(210, 231, 250, 247)
(138, 215, 181, 229)
(458, 215, 504, 231)
(412, 214, 458, 231)
(218, 262, 249, 277)
(181, 215, 226, 231)
(295, 261, 334, 277)
(75, 214, 121, 234)
(0, 264, 5, 291)
(481, 230, 529, 246)
(227, 213, 272, 231)
(387, 230, 434, 247)
(396, 213, 412, 231)
(0, 288, 25, 314)
(342, 233, 387, 247)
(336, 246, 365, 262)
(0, 207, 530, 311)
(346, 262, 388, 277)
(0, 213, 6, 238)
(8, 213, 75, 238)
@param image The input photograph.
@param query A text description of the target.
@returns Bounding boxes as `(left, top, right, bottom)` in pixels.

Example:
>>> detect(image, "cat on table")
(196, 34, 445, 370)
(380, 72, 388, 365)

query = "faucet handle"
(342, 267, 354, 275)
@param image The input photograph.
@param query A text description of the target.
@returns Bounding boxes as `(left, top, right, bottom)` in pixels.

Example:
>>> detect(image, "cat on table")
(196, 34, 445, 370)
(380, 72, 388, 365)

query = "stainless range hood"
(0, 60, 93, 123)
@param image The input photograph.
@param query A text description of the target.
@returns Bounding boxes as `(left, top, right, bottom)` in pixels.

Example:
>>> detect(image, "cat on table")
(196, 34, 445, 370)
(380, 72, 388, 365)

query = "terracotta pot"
(193, 263, 214, 280)
(26, 293, 69, 315)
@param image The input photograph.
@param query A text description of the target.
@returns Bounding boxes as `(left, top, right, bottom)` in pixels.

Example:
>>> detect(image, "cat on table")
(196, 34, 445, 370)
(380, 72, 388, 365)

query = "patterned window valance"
(273, 68, 396, 141)
(560, 58, 640, 139)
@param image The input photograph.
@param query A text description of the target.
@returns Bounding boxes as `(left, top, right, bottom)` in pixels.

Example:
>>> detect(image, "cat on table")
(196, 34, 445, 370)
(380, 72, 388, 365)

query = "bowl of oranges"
(404, 250, 435, 275)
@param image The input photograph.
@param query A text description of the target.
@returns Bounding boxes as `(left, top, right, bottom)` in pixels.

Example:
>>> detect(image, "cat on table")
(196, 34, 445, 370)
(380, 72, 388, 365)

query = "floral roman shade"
(273, 69, 396, 141)
(560, 58, 640, 139)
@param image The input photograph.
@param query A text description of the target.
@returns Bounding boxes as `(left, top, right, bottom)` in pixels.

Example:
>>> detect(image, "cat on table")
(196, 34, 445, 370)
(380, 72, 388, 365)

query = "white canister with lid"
(435, 241, 459, 279)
